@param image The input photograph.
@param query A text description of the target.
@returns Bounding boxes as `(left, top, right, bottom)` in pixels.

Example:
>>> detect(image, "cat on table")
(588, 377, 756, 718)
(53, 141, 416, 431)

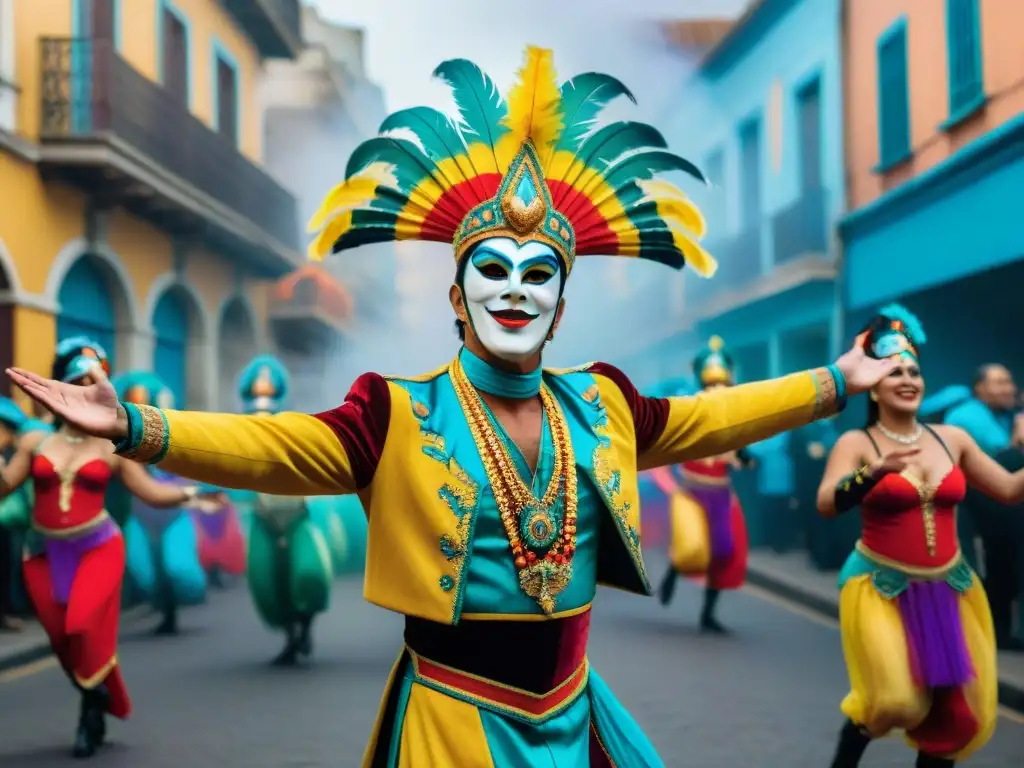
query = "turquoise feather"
(549, 122, 667, 196)
(432, 58, 509, 153)
(554, 73, 635, 153)
(379, 107, 466, 164)
(878, 303, 927, 345)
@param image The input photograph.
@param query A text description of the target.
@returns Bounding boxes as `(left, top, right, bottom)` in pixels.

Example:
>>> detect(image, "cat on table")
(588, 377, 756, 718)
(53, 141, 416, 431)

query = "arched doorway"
(152, 288, 190, 408)
(57, 256, 117, 370)
(217, 296, 257, 411)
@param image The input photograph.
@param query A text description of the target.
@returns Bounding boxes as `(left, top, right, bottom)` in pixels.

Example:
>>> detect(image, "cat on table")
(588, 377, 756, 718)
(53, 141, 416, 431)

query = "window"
(946, 0, 983, 119)
(0, 0, 15, 131)
(876, 19, 911, 169)
(738, 118, 762, 229)
(797, 77, 822, 192)
(160, 3, 189, 108)
(213, 44, 239, 145)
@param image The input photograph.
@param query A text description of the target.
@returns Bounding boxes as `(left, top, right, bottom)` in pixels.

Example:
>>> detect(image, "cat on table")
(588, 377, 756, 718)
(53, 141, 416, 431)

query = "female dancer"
(236, 355, 332, 665)
(657, 337, 753, 633)
(819, 305, 1015, 767)
(0, 338, 205, 758)
(115, 371, 207, 634)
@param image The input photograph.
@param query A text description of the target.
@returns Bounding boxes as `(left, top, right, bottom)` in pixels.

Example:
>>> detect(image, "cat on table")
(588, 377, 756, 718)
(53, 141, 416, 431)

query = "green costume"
(238, 356, 332, 665)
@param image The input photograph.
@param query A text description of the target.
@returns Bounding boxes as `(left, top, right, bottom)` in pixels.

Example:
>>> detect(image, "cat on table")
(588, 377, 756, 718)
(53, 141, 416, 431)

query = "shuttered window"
(876, 21, 911, 169)
(946, 0, 983, 118)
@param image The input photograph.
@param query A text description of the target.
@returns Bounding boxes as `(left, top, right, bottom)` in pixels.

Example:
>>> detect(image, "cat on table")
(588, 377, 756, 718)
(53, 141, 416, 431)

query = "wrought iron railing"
(771, 188, 829, 265)
(39, 37, 299, 250)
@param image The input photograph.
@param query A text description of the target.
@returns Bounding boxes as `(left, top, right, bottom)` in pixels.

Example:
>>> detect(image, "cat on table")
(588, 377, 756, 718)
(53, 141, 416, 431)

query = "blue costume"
(114, 372, 206, 634)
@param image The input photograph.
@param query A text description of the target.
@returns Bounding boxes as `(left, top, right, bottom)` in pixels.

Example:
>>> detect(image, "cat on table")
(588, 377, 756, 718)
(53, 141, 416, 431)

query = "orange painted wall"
(845, 0, 1024, 210)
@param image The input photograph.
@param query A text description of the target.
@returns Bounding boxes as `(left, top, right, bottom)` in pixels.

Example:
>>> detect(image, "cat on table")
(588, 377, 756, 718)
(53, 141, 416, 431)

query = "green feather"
(555, 73, 635, 153)
(433, 58, 508, 152)
(601, 150, 704, 190)
(345, 137, 437, 190)
(379, 107, 466, 165)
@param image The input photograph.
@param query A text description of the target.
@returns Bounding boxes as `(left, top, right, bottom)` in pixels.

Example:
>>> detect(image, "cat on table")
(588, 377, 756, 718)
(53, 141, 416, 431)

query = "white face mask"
(461, 238, 563, 363)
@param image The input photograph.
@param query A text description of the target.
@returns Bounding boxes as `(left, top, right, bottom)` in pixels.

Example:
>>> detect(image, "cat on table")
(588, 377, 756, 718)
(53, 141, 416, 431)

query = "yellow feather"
(308, 163, 399, 232)
(635, 179, 707, 238)
(502, 46, 563, 160)
(308, 211, 355, 261)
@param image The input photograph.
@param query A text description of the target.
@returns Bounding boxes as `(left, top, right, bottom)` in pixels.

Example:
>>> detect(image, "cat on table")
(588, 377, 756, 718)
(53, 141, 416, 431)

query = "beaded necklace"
(450, 357, 578, 614)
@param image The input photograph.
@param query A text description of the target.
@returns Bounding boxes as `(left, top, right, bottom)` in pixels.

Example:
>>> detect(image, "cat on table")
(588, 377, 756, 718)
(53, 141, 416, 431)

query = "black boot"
(829, 719, 871, 768)
(916, 753, 954, 768)
(699, 587, 727, 633)
(71, 688, 108, 758)
(658, 568, 677, 607)
(153, 603, 178, 636)
(296, 615, 314, 659)
(271, 624, 299, 666)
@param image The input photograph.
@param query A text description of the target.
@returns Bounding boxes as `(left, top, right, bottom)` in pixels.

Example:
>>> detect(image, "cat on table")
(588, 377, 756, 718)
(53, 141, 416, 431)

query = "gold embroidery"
(450, 358, 578, 615)
(900, 472, 939, 557)
(74, 654, 119, 689)
(33, 511, 110, 538)
(811, 368, 839, 420)
(123, 404, 168, 463)
(855, 541, 960, 578)
(544, 363, 595, 376)
(384, 362, 451, 383)
(591, 416, 646, 585)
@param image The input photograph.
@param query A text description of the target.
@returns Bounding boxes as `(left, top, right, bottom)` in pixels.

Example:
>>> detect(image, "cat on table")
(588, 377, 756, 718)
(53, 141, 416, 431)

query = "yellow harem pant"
(839, 573, 998, 760)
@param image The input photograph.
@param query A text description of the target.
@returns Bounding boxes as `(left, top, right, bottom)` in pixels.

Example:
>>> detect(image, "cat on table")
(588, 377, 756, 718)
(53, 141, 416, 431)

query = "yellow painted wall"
(106, 209, 174, 307)
(13, 0, 74, 140)
(10, 307, 57, 412)
(185, 246, 270, 332)
(118, 0, 264, 161)
(14, 0, 263, 160)
(0, 153, 85, 294)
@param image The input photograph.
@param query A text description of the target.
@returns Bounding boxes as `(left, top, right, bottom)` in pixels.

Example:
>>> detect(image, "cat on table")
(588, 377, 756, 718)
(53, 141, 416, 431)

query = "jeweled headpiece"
(53, 336, 111, 383)
(238, 355, 290, 414)
(861, 303, 926, 363)
(308, 46, 714, 278)
(692, 335, 734, 387)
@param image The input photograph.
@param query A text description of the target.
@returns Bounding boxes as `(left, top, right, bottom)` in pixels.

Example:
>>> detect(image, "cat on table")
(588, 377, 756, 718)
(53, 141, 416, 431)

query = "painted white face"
(461, 238, 562, 363)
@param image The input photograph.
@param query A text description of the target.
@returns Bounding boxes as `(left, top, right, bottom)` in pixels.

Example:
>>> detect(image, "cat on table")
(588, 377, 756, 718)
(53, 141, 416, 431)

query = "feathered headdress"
(861, 303, 926, 362)
(309, 46, 714, 277)
(692, 335, 734, 387)
(52, 336, 111, 382)
(112, 371, 176, 410)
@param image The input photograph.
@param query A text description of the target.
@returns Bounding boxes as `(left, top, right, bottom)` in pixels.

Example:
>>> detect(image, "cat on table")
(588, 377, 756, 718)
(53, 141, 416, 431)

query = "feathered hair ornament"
(861, 303, 926, 362)
(692, 335, 734, 387)
(309, 46, 714, 278)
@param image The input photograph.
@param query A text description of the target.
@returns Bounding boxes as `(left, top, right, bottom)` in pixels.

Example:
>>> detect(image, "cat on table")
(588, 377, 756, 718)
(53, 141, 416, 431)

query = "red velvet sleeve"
(312, 372, 392, 490)
(587, 362, 670, 454)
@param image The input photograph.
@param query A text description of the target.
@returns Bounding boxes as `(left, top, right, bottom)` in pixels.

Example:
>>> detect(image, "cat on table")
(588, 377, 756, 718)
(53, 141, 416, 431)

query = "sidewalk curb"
(0, 604, 153, 676)
(746, 564, 1024, 714)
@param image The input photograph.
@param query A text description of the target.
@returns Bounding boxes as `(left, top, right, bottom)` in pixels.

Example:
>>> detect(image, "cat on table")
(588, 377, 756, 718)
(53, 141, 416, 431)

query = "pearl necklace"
(876, 422, 923, 445)
(60, 433, 86, 444)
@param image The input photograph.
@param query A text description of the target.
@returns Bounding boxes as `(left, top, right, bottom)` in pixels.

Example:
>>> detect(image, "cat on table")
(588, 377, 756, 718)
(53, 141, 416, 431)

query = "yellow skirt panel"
(667, 490, 710, 574)
(838, 574, 997, 759)
(398, 682, 495, 768)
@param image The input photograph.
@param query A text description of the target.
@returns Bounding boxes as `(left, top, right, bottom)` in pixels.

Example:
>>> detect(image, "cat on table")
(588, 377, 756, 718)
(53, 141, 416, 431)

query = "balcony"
(38, 38, 300, 277)
(269, 265, 351, 354)
(222, 0, 302, 60)
(772, 188, 829, 265)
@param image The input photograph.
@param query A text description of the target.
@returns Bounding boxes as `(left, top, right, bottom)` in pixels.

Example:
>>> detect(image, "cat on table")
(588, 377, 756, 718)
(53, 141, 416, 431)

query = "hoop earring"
(869, 391, 878, 402)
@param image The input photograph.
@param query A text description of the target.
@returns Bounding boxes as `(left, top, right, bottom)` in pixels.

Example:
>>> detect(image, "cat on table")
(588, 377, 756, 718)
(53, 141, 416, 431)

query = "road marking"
(0, 655, 56, 684)
(742, 583, 1024, 725)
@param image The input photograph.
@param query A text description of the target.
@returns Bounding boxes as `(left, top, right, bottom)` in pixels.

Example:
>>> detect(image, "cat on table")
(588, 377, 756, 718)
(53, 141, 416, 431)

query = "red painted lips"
(487, 308, 538, 329)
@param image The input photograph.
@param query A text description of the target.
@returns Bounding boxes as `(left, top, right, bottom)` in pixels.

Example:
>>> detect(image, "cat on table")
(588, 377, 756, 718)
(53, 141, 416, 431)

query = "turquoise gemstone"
(515, 174, 538, 206)
(439, 574, 454, 592)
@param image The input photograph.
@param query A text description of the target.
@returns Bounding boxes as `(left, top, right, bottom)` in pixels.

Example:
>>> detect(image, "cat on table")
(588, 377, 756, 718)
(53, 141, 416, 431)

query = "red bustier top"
(680, 459, 730, 486)
(31, 455, 112, 536)
(858, 466, 965, 570)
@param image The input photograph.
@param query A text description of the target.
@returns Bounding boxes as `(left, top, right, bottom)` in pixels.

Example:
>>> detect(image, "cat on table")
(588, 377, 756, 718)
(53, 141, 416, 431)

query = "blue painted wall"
(842, 113, 1024, 310)
(57, 257, 116, 369)
(152, 290, 189, 408)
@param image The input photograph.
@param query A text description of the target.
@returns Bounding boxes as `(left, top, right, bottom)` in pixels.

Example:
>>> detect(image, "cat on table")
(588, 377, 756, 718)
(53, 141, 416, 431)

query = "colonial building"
(660, 0, 846, 384)
(840, 0, 1024, 387)
(0, 0, 303, 410)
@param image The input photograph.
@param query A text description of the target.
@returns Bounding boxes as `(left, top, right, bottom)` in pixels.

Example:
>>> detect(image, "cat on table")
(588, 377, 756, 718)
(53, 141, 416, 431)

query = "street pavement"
(1, 558, 1022, 767)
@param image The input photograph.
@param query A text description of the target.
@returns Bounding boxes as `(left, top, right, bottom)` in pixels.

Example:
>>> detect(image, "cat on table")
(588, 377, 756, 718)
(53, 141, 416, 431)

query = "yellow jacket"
(124, 359, 841, 624)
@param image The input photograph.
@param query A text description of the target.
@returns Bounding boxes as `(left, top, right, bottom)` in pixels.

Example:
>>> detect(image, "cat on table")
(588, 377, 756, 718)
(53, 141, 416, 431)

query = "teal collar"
(459, 348, 541, 399)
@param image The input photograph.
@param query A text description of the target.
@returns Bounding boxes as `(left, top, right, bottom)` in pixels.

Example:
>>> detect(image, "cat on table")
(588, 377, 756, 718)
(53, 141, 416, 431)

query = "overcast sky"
(308, 0, 751, 113)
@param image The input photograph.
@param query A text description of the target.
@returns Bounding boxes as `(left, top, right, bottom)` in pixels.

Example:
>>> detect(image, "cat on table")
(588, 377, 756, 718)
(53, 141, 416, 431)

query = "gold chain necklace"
(450, 358, 578, 614)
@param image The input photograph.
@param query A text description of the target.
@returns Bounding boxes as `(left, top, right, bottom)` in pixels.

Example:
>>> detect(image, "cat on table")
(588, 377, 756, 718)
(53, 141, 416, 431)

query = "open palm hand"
(834, 334, 900, 396)
(5, 367, 127, 440)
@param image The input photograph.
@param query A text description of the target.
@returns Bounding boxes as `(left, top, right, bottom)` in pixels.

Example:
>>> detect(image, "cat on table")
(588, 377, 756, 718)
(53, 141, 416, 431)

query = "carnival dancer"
(818, 305, 1018, 768)
(8, 47, 899, 767)
(235, 355, 332, 665)
(0, 338, 210, 758)
(656, 337, 753, 632)
(114, 371, 207, 635)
